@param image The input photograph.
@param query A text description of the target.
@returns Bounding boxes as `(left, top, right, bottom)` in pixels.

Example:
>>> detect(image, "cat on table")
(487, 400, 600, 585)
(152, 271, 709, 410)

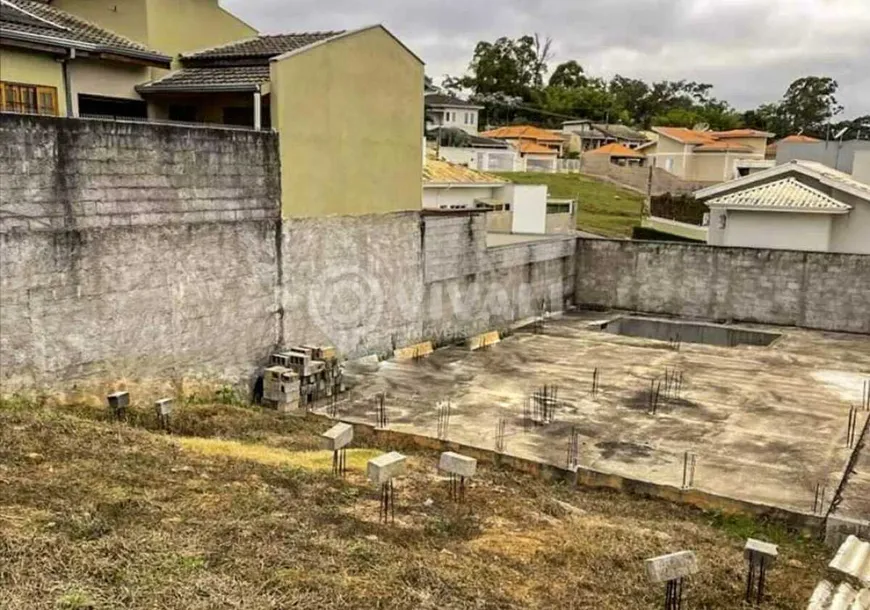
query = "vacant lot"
(495, 172, 645, 237)
(0, 398, 827, 609)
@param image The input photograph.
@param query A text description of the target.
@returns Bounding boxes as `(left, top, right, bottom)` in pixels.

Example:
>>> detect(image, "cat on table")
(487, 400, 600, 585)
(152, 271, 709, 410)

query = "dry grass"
(0, 398, 827, 609)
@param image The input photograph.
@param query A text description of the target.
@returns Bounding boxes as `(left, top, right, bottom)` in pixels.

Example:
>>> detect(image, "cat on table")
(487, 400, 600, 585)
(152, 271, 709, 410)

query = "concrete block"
(644, 550, 698, 583)
(439, 451, 477, 478)
(107, 391, 129, 410)
(468, 330, 500, 351)
(367, 451, 407, 485)
(744, 538, 778, 564)
(321, 423, 353, 451)
(394, 341, 433, 361)
(154, 398, 173, 417)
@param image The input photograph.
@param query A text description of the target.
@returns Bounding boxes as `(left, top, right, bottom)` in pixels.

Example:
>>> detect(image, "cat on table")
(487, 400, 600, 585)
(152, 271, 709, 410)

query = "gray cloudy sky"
(224, 0, 869, 118)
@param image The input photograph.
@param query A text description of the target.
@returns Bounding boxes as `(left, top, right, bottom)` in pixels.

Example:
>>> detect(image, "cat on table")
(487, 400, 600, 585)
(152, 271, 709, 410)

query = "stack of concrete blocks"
(262, 365, 301, 412)
(808, 535, 870, 610)
(272, 345, 343, 406)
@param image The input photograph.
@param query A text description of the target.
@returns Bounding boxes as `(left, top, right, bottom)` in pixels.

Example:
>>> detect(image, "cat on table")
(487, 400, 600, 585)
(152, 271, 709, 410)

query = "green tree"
(777, 76, 843, 135)
(549, 60, 586, 88)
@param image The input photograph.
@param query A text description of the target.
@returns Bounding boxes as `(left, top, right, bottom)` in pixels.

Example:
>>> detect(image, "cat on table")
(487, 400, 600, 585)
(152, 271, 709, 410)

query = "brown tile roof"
(481, 125, 564, 143)
(780, 134, 822, 143)
(588, 142, 645, 158)
(136, 66, 270, 93)
(183, 32, 344, 61)
(0, 0, 169, 65)
(694, 141, 756, 153)
(653, 126, 718, 145)
(710, 129, 775, 139)
(518, 140, 558, 155)
(423, 158, 506, 185)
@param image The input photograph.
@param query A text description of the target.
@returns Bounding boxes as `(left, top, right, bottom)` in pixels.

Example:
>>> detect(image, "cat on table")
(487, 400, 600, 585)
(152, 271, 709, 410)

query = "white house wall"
(723, 211, 833, 251)
(496, 184, 548, 234)
(423, 186, 494, 209)
(829, 194, 870, 254)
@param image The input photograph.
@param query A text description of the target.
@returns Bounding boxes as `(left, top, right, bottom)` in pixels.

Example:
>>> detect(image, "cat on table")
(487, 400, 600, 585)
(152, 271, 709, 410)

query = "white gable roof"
(706, 177, 851, 213)
(695, 159, 870, 203)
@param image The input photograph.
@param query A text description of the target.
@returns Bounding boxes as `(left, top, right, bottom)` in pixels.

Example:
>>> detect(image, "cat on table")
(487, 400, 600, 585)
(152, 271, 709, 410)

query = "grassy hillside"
(0, 398, 825, 609)
(495, 172, 645, 237)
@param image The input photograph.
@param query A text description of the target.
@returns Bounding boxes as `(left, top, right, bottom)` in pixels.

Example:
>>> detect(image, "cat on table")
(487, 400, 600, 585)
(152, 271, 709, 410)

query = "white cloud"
(222, 0, 870, 117)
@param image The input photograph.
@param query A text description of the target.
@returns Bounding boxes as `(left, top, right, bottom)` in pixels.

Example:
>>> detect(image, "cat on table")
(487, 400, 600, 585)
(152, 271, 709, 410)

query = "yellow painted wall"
(68, 58, 150, 115)
(0, 47, 67, 116)
(270, 27, 423, 217)
(52, 0, 149, 46)
(145, 0, 257, 58)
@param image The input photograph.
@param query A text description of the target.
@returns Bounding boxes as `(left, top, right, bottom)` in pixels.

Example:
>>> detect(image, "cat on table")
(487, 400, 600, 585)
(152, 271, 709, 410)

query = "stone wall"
(576, 239, 870, 334)
(422, 214, 576, 340)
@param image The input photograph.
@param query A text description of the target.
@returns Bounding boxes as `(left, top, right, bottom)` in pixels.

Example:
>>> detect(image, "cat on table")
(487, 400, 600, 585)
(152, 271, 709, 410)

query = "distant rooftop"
(182, 31, 345, 61)
(425, 93, 482, 109)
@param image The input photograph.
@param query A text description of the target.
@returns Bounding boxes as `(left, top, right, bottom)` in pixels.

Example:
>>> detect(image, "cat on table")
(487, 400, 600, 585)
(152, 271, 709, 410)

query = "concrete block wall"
(576, 239, 870, 334)
(0, 114, 280, 232)
(281, 212, 424, 358)
(423, 214, 576, 340)
(0, 116, 282, 390)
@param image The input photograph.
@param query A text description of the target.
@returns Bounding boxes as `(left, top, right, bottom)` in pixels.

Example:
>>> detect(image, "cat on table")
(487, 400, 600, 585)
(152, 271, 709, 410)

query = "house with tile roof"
(0, 0, 171, 117)
(480, 125, 563, 172)
(641, 126, 774, 183)
(694, 159, 870, 253)
(423, 157, 576, 234)
(427, 126, 520, 172)
(425, 92, 484, 135)
(586, 142, 646, 167)
(561, 120, 649, 154)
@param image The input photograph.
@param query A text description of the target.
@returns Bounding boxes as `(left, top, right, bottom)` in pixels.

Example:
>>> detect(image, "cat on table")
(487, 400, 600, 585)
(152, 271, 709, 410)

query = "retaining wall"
(576, 239, 870, 334)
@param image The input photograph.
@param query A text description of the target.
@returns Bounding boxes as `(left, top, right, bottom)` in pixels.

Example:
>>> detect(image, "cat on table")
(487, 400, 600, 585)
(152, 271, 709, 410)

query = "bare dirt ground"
(0, 398, 831, 609)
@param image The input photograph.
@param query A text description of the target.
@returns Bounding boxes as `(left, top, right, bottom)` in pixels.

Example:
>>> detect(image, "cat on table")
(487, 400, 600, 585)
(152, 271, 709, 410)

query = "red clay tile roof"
(0, 0, 169, 65)
(780, 134, 822, 143)
(653, 127, 718, 145)
(182, 32, 344, 61)
(710, 129, 775, 139)
(517, 141, 558, 155)
(588, 142, 645, 158)
(694, 142, 756, 153)
(481, 125, 564, 142)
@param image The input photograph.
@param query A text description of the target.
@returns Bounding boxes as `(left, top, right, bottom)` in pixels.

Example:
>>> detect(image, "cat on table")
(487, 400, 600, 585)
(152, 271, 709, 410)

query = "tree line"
(436, 34, 868, 139)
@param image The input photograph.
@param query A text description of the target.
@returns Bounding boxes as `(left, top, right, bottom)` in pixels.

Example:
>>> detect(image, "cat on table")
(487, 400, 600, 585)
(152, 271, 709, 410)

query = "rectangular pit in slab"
(599, 316, 781, 347)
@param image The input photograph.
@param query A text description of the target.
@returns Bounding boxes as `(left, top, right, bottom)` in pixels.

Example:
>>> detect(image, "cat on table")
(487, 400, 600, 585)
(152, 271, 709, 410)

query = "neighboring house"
(766, 134, 820, 160)
(562, 120, 648, 153)
(0, 0, 170, 118)
(423, 158, 575, 234)
(427, 127, 519, 172)
(585, 142, 646, 167)
(481, 125, 563, 173)
(641, 127, 773, 182)
(775, 137, 870, 178)
(425, 92, 483, 135)
(695, 159, 870, 254)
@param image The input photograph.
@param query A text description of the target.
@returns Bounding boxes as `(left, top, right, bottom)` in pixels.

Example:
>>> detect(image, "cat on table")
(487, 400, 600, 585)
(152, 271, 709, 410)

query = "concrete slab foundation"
(324, 312, 870, 525)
